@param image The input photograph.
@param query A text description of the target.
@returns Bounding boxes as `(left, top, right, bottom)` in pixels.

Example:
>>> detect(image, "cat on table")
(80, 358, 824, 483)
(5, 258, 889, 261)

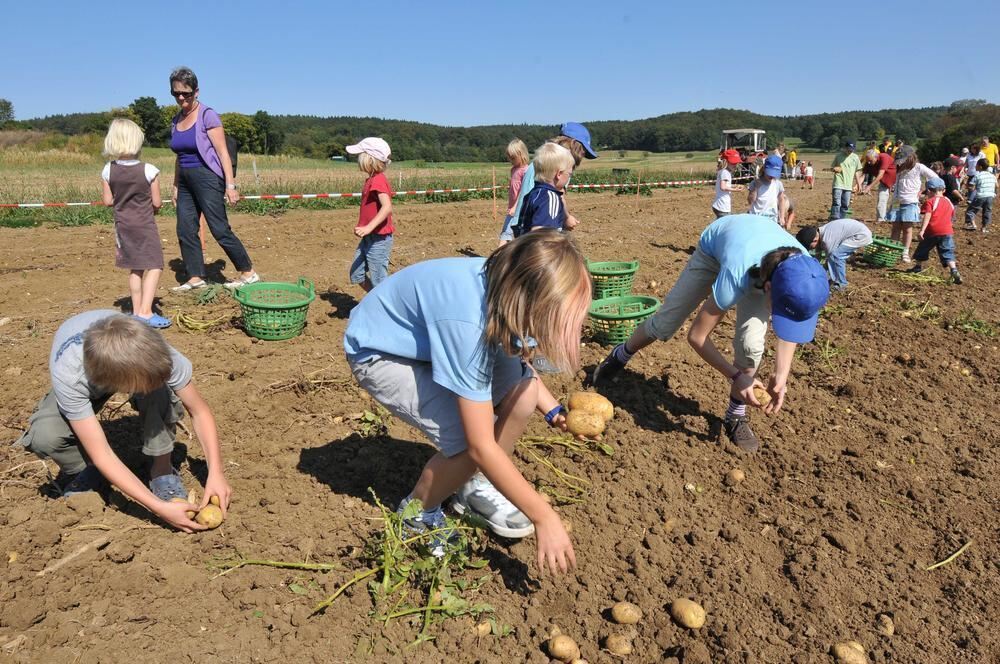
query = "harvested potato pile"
(566, 391, 614, 438)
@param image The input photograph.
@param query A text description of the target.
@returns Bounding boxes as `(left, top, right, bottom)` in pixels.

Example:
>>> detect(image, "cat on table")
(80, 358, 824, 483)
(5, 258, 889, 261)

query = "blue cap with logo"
(770, 254, 830, 343)
(559, 122, 598, 159)
(763, 154, 784, 177)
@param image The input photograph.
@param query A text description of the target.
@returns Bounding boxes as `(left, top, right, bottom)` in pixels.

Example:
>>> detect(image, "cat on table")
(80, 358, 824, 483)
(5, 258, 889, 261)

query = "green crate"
(861, 236, 904, 268)
(588, 260, 639, 299)
(588, 295, 660, 346)
(234, 277, 315, 341)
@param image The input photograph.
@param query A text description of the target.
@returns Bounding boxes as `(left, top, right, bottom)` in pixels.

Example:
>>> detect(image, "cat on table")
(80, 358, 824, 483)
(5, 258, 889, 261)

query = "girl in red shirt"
(346, 138, 395, 292)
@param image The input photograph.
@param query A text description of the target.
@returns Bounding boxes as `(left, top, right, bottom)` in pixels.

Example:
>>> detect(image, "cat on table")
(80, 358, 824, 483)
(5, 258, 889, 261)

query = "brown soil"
(1, 184, 998, 663)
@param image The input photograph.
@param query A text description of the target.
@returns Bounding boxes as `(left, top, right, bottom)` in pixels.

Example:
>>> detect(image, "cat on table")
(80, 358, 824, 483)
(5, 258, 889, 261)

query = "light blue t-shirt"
(344, 257, 505, 402)
(698, 214, 807, 310)
(510, 163, 536, 221)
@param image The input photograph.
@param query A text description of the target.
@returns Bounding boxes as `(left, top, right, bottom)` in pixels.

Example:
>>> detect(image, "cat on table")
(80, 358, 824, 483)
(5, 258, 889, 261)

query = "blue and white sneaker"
(452, 473, 534, 539)
(397, 496, 459, 558)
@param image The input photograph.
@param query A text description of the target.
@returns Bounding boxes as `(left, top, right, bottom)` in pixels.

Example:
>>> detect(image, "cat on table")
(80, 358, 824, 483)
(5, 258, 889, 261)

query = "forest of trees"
(5, 97, 999, 163)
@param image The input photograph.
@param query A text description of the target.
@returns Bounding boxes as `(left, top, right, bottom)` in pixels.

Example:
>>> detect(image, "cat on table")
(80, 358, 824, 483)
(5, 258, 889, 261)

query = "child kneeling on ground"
(16, 311, 232, 532)
(910, 177, 962, 284)
(344, 230, 590, 574)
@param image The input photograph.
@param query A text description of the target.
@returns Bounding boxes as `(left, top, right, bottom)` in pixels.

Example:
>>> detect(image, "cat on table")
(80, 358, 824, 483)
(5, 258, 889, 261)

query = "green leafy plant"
(313, 491, 495, 646)
(948, 309, 997, 338)
(355, 406, 391, 438)
(899, 298, 941, 321)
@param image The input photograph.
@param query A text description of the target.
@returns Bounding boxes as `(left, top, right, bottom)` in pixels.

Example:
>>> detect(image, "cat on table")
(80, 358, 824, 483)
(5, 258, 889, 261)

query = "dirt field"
(0, 181, 997, 663)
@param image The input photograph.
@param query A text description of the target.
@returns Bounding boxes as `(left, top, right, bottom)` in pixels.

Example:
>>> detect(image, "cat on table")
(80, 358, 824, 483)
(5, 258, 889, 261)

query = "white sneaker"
(452, 473, 534, 538)
(224, 272, 261, 289)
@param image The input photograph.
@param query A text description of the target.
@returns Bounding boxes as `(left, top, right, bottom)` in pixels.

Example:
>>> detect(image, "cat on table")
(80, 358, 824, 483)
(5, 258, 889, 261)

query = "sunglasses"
(170, 90, 196, 99)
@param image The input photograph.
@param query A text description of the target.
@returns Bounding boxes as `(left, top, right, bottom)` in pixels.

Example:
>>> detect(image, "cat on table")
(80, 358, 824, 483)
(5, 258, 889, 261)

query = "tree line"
(3, 97, 997, 162)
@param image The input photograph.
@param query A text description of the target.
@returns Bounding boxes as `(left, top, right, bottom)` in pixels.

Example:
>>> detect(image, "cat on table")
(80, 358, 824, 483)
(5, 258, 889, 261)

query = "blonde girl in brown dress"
(101, 118, 170, 328)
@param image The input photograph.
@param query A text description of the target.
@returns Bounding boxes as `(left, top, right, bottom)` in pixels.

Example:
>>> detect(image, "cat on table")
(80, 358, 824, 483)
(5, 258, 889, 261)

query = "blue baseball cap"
(763, 154, 783, 178)
(770, 254, 830, 343)
(926, 176, 945, 190)
(560, 122, 598, 159)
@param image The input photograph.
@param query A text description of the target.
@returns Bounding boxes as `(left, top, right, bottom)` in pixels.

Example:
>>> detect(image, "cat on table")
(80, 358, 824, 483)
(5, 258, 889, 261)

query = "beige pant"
(643, 246, 770, 370)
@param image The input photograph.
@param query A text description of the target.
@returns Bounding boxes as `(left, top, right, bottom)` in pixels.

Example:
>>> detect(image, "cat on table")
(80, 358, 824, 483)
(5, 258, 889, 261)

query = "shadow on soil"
(319, 289, 360, 319)
(167, 257, 228, 286)
(587, 366, 719, 442)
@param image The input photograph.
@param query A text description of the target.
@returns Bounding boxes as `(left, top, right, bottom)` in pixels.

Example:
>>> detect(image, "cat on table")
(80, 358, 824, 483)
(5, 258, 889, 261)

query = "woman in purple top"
(168, 67, 259, 291)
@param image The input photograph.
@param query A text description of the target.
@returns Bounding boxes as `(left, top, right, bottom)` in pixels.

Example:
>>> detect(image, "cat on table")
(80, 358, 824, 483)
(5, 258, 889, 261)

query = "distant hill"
(14, 104, 957, 161)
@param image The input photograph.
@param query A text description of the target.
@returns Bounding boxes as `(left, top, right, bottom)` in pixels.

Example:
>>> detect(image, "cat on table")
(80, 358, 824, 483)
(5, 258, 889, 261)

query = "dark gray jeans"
(16, 387, 184, 476)
(176, 166, 253, 279)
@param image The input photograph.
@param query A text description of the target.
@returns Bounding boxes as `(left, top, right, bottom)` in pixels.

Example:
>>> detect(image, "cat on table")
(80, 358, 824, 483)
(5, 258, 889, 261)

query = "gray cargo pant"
(15, 387, 185, 475)
(643, 246, 770, 370)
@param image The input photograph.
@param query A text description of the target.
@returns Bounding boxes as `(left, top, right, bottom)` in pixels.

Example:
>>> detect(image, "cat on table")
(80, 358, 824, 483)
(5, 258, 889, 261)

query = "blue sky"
(3, 0, 998, 126)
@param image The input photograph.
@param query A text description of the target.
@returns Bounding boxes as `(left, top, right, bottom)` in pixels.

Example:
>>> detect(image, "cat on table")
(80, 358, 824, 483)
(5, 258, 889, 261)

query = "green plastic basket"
(588, 260, 639, 299)
(588, 295, 660, 346)
(234, 277, 316, 341)
(862, 236, 904, 268)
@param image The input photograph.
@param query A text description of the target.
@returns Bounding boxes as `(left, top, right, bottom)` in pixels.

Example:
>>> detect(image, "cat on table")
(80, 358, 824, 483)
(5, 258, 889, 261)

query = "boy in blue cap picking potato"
(592, 214, 830, 452)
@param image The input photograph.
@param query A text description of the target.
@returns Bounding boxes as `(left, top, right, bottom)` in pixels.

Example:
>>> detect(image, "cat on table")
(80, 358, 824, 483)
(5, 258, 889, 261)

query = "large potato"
(831, 641, 868, 664)
(753, 385, 772, 407)
(566, 410, 605, 438)
(195, 504, 224, 529)
(610, 601, 642, 624)
(604, 633, 632, 656)
(547, 634, 580, 662)
(670, 598, 706, 629)
(567, 392, 614, 422)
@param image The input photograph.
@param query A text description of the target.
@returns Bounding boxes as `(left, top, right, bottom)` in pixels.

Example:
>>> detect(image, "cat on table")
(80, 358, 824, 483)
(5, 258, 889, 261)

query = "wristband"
(730, 368, 743, 381)
(544, 405, 566, 426)
(226, 183, 237, 190)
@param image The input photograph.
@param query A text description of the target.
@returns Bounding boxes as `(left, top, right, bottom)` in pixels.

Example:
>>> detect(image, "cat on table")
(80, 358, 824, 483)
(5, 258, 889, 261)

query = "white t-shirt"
(805, 166, 814, 177)
(966, 153, 983, 174)
(894, 163, 937, 205)
(748, 177, 784, 217)
(101, 160, 160, 183)
(713, 169, 733, 212)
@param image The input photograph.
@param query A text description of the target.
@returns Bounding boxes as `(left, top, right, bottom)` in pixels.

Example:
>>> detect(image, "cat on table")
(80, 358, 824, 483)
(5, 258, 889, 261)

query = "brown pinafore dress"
(109, 161, 164, 270)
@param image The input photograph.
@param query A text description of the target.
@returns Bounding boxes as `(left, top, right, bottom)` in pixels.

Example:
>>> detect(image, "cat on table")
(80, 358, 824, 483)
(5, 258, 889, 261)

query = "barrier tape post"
(492, 166, 497, 224)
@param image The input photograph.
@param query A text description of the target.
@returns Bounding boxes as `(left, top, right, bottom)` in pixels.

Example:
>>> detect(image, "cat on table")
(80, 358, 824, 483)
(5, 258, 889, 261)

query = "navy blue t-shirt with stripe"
(513, 182, 565, 237)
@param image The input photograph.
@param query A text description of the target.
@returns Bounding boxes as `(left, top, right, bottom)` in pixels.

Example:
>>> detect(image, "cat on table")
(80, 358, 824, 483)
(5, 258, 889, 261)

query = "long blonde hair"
(483, 230, 591, 372)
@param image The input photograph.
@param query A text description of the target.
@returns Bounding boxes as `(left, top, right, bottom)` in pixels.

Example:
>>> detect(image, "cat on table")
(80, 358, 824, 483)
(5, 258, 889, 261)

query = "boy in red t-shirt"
(908, 177, 961, 284)
(346, 137, 395, 292)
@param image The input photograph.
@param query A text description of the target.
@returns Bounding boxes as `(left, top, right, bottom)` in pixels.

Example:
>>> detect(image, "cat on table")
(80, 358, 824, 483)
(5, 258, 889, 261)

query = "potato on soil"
(567, 391, 614, 422)
(566, 410, 605, 438)
(752, 385, 771, 407)
(195, 504, 224, 529)
(831, 641, 868, 664)
(725, 468, 746, 486)
(610, 601, 642, 625)
(670, 598, 706, 629)
(546, 634, 580, 662)
(604, 633, 632, 656)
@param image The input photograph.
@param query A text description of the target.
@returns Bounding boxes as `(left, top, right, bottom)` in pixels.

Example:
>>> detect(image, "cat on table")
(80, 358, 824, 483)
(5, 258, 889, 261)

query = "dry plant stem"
(311, 568, 379, 615)
(519, 445, 589, 492)
(925, 540, 973, 571)
(213, 558, 341, 579)
(37, 533, 111, 577)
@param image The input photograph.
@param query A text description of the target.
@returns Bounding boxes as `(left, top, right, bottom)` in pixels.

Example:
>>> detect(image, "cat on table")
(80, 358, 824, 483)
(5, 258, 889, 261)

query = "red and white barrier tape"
(0, 176, 751, 209)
